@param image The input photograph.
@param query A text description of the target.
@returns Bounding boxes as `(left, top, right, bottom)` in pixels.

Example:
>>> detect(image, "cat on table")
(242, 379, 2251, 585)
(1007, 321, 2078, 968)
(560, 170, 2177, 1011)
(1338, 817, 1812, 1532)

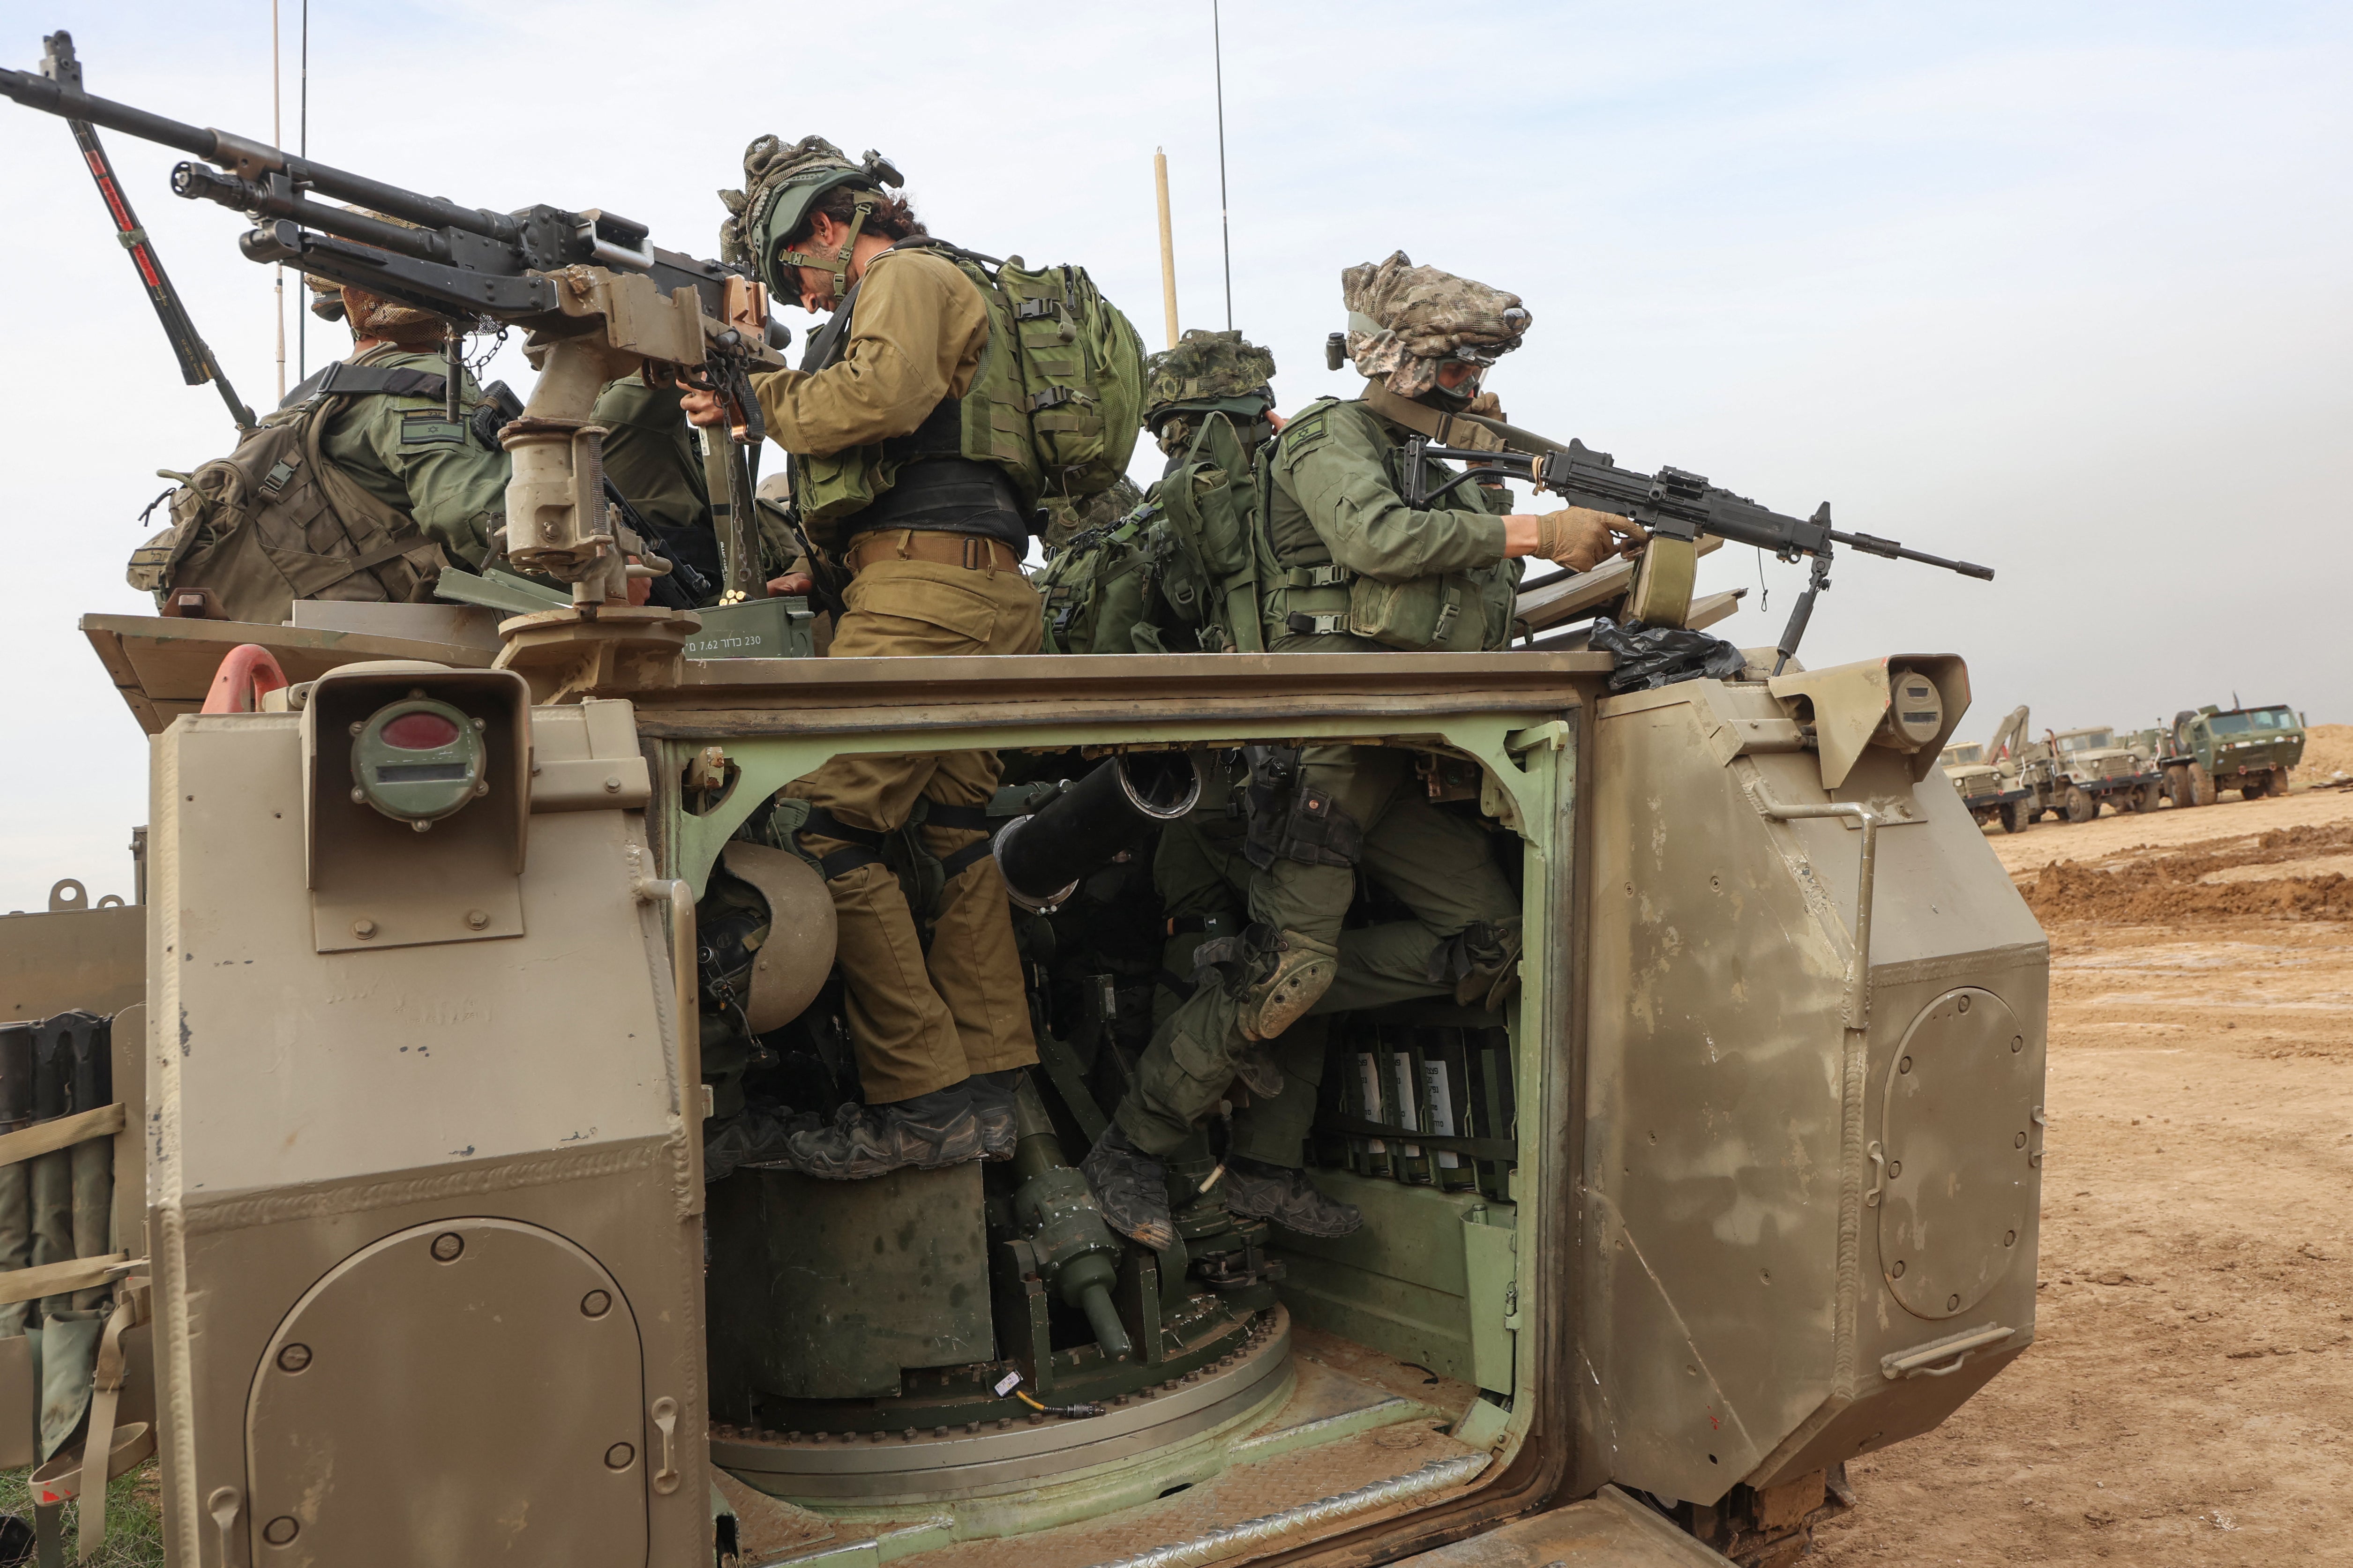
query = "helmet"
(1340, 251, 1530, 401)
(303, 208, 444, 340)
(718, 134, 903, 299)
(1144, 329, 1276, 429)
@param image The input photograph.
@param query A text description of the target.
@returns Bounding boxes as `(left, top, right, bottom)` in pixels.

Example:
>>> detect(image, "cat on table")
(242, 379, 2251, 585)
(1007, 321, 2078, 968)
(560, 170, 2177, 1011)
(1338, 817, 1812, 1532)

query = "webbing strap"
(315, 362, 451, 400)
(1283, 563, 1351, 589)
(1286, 611, 1346, 637)
(796, 806, 885, 880)
(922, 803, 995, 834)
(940, 839, 995, 881)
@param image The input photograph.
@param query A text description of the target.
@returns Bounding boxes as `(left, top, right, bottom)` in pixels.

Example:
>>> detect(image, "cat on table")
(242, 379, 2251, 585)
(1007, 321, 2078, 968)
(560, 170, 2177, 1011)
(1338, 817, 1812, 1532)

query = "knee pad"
(1237, 929, 1339, 1040)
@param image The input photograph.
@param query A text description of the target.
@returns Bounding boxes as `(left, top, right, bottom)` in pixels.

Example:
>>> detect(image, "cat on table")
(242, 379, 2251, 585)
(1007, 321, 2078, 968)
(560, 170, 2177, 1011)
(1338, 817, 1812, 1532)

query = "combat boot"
(1221, 1157, 1363, 1238)
(1080, 1124, 1175, 1250)
(783, 1079, 1006, 1180)
(1232, 1044, 1284, 1097)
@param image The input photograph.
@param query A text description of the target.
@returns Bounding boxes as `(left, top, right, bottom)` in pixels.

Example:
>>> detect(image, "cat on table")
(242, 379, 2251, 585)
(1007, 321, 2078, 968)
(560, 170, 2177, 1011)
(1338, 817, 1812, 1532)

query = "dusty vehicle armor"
(0, 46, 2045, 1568)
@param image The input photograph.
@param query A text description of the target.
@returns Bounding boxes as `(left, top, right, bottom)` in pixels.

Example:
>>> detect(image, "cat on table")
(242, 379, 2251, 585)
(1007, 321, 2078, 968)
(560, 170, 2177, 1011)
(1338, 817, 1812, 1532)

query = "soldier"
(300, 279, 510, 569)
(1084, 253, 1641, 1246)
(682, 135, 1042, 1179)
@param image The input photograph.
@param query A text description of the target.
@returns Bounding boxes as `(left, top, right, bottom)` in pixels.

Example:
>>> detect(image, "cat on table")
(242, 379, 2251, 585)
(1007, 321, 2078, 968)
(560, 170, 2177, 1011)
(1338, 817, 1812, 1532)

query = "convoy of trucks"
(1938, 701, 2309, 828)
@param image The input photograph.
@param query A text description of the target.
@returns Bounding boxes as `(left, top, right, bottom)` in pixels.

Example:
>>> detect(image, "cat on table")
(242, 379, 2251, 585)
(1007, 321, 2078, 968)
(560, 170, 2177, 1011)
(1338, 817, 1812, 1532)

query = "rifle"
(1397, 420, 1992, 672)
(36, 32, 255, 433)
(0, 59, 788, 606)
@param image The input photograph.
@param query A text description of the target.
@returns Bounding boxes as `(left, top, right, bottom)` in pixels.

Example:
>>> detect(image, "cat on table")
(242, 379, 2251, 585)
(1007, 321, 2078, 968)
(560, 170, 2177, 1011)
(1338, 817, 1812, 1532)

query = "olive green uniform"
(753, 246, 1042, 1105)
(316, 344, 509, 568)
(1117, 398, 1523, 1162)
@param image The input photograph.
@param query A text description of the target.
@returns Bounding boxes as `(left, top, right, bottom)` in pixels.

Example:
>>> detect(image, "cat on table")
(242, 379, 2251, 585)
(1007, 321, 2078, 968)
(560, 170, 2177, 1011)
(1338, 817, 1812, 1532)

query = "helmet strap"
(774, 193, 878, 306)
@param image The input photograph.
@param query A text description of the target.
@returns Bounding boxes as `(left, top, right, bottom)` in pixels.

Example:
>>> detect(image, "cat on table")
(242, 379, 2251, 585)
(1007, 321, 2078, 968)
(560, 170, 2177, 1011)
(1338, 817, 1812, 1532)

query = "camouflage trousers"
(787, 556, 1042, 1104)
(1119, 744, 1518, 1163)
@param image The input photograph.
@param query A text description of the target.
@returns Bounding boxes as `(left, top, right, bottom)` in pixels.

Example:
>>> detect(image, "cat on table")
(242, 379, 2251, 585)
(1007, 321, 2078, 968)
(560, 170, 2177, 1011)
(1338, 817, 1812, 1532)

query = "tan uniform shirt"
(750, 247, 989, 458)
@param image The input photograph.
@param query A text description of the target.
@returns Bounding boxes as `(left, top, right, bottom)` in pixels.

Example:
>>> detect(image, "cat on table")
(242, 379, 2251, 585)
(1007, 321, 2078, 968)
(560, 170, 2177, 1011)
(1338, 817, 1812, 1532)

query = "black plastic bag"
(1589, 617, 1749, 694)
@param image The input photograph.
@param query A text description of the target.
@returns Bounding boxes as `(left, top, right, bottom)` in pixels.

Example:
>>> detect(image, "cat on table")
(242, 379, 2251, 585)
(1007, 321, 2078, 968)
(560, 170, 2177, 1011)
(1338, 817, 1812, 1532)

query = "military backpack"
(791, 241, 1149, 535)
(127, 362, 484, 624)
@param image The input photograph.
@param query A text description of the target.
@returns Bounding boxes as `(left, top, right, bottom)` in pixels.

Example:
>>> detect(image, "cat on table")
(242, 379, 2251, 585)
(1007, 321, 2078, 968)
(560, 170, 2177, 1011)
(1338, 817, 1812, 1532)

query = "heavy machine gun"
(0, 55, 788, 617)
(1401, 419, 1992, 671)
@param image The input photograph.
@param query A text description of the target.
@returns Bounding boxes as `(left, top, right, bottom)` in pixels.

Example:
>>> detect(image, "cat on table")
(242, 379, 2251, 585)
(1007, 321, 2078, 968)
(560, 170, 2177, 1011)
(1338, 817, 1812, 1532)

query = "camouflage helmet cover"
(305, 209, 440, 336)
(1341, 251, 1531, 398)
(1144, 329, 1276, 425)
(718, 134, 898, 289)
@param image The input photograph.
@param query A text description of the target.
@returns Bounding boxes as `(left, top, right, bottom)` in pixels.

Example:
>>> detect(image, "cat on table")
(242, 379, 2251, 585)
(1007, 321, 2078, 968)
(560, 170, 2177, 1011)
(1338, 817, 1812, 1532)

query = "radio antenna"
(1212, 0, 1232, 329)
(296, 0, 308, 381)
(271, 0, 285, 402)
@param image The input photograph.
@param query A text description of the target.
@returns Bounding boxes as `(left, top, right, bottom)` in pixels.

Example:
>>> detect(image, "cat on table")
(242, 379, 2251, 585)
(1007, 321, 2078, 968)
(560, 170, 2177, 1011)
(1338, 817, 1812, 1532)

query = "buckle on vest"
(1014, 298, 1065, 321)
(1027, 387, 1085, 412)
(258, 457, 300, 498)
(1285, 612, 1346, 637)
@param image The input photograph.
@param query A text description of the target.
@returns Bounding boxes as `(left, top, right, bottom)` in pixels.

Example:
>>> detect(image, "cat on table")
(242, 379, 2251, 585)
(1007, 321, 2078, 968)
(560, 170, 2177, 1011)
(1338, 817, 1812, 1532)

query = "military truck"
(2158, 704, 2307, 806)
(1938, 706, 2034, 834)
(2016, 726, 2161, 822)
(0, 58, 2041, 1568)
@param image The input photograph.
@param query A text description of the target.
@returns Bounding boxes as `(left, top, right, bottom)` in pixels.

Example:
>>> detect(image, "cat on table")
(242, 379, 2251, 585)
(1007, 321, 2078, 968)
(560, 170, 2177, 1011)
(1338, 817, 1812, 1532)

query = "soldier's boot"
(783, 1080, 1000, 1181)
(970, 1069, 1023, 1157)
(1222, 1157, 1363, 1239)
(1429, 918, 1524, 1012)
(1079, 1124, 1176, 1251)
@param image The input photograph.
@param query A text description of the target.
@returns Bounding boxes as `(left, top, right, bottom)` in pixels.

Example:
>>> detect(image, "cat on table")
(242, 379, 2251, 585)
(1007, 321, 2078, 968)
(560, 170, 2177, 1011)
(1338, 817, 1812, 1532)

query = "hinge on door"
(1502, 1282, 1520, 1331)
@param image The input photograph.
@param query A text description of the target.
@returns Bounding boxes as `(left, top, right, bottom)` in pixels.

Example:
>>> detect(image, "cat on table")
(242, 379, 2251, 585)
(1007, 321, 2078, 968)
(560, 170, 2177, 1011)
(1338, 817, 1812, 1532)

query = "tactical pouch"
(1244, 763, 1364, 869)
(1155, 414, 1266, 652)
(1342, 571, 1487, 653)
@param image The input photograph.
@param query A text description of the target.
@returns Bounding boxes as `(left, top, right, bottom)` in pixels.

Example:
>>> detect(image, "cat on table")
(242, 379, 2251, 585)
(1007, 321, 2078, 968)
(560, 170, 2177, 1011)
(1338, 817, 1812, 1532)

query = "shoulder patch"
(398, 409, 466, 448)
(1275, 399, 1339, 467)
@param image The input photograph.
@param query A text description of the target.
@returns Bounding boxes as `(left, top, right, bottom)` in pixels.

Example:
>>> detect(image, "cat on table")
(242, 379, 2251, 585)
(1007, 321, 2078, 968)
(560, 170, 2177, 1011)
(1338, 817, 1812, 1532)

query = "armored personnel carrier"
(1, 602, 2052, 1568)
(0, 53, 2044, 1568)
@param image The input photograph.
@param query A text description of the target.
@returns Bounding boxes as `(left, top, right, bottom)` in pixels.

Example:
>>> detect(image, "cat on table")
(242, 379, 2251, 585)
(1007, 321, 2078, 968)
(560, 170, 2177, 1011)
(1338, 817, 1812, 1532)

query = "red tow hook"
(200, 644, 291, 714)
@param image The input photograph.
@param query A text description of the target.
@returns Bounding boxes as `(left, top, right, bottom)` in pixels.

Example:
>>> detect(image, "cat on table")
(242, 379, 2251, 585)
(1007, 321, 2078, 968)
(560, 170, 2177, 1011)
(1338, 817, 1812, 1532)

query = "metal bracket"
(1746, 779, 1882, 1028)
(1864, 1140, 1887, 1208)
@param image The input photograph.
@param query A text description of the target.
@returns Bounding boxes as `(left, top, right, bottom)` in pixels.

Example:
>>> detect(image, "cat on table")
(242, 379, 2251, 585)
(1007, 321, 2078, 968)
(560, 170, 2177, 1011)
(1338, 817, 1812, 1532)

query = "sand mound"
(2300, 722, 2353, 783)
(2023, 821, 2353, 922)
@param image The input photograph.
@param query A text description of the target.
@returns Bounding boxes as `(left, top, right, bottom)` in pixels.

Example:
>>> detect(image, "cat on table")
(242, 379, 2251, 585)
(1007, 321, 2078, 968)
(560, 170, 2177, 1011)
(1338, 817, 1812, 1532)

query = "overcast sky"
(0, 0, 2345, 905)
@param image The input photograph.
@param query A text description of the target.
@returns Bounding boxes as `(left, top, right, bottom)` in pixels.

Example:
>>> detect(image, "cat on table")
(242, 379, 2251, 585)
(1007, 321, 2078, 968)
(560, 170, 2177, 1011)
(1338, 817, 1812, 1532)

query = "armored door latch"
(1880, 1323, 2014, 1381)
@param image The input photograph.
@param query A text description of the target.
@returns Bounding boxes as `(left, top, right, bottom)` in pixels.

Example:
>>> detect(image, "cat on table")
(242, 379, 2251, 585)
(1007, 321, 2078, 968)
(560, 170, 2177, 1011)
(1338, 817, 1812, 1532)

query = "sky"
(0, 0, 2345, 905)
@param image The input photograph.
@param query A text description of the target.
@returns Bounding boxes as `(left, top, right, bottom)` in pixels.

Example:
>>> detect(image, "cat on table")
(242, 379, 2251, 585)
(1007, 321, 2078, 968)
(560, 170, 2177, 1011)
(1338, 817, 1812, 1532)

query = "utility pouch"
(1243, 750, 1363, 870)
(1341, 571, 1486, 653)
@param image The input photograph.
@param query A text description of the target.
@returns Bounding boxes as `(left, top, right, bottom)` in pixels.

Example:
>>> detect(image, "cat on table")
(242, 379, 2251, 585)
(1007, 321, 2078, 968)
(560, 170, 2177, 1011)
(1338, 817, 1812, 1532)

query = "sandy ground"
(1814, 769, 2353, 1565)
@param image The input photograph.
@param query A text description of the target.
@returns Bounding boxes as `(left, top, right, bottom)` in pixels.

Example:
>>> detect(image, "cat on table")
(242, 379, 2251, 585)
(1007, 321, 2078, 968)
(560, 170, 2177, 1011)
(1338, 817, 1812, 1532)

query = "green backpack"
(1036, 513, 1154, 655)
(988, 256, 1149, 505)
(1146, 411, 1270, 654)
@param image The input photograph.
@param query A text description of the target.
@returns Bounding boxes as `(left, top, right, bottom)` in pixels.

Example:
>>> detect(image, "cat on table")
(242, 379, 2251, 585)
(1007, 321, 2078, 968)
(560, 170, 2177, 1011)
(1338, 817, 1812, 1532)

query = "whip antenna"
(1212, 0, 1231, 330)
(271, 0, 285, 402)
(296, 0, 308, 381)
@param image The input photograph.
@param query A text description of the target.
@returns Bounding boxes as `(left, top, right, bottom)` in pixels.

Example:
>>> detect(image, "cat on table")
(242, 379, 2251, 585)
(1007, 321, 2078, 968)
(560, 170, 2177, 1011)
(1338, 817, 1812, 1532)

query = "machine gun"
(0, 57, 788, 611)
(1399, 423, 1992, 672)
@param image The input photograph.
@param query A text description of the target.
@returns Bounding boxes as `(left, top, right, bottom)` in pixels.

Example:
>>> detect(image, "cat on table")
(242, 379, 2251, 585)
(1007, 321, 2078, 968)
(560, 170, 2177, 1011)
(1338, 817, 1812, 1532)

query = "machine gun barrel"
(0, 66, 520, 241)
(1408, 437, 1994, 583)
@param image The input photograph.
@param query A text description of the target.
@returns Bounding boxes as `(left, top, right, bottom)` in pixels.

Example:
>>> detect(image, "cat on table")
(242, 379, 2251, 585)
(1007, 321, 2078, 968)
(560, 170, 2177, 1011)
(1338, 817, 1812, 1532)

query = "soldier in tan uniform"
(684, 136, 1040, 1179)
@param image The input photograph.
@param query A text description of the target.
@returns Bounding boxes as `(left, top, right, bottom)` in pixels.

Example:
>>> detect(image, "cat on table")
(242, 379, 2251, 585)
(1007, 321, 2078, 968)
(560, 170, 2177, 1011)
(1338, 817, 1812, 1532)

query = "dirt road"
(1814, 776, 2353, 1564)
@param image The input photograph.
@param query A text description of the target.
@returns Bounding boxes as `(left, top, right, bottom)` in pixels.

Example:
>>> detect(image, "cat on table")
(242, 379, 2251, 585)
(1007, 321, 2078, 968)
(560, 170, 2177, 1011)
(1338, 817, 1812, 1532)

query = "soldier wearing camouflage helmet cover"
(682, 134, 1042, 1181)
(1083, 255, 1643, 1248)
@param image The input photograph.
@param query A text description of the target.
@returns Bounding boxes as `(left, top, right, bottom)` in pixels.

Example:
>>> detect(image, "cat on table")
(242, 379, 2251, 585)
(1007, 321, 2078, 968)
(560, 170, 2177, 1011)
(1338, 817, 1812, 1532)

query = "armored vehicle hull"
(0, 614, 2047, 1568)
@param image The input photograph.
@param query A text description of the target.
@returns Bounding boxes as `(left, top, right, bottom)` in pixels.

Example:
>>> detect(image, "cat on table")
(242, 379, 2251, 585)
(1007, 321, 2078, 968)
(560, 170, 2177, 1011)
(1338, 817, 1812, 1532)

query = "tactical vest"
(127, 360, 476, 625)
(790, 241, 1147, 539)
(1255, 397, 1520, 654)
